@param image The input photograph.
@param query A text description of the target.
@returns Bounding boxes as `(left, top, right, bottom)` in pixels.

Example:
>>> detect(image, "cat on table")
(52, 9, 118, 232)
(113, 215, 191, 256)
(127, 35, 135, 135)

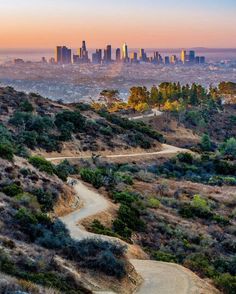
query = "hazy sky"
(0, 0, 235, 48)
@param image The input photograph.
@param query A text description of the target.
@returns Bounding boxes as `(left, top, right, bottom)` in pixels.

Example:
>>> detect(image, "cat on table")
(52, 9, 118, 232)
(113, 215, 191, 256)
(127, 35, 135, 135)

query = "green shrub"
(91, 220, 119, 238)
(0, 249, 16, 275)
(33, 188, 56, 212)
(0, 124, 13, 142)
(192, 195, 209, 210)
(112, 191, 138, 205)
(76, 103, 91, 111)
(2, 184, 23, 197)
(212, 214, 230, 226)
(99, 126, 113, 136)
(19, 100, 34, 112)
(229, 115, 236, 125)
(184, 253, 215, 278)
(179, 195, 212, 219)
(147, 198, 161, 208)
(117, 204, 145, 232)
(58, 122, 74, 140)
(15, 208, 38, 226)
(200, 134, 212, 151)
(185, 110, 203, 126)
(55, 110, 85, 133)
(223, 177, 236, 186)
(220, 137, 236, 159)
(55, 160, 77, 181)
(9, 111, 33, 127)
(80, 168, 103, 188)
(14, 193, 40, 210)
(29, 156, 55, 175)
(0, 142, 14, 161)
(177, 152, 193, 164)
(214, 273, 236, 294)
(114, 172, 133, 185)
(153, 250, 177, 262)
(19, 130, 38, 148)
(113, 219, 132, 239)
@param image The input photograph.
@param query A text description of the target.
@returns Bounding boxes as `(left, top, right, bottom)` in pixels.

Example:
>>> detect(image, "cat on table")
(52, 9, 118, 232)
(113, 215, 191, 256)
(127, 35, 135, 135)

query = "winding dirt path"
(60, 180, 111, 241)
(47, 144, 188, 162)
(59, 179, 217, 294)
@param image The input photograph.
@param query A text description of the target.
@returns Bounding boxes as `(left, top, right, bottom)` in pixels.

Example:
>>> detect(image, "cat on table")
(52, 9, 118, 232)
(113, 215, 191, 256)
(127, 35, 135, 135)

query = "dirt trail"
(50, 144, 216, 293)
(59, 179, 217, 294)
(47, 144, 188, 162)
(60, 180, 111, 241)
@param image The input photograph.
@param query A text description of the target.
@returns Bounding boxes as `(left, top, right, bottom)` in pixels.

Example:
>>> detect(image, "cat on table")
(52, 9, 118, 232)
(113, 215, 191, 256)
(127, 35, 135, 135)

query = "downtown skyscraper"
(122, 43, 129, 62)
(56, 46, 72, 64)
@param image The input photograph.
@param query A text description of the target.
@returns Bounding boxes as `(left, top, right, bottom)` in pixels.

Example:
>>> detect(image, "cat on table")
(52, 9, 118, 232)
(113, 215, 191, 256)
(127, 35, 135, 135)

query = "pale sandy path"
(58, 179, 216, 294)
(130, 260, 206, 294)
(128, 109, 162, 121)
(60, 180, 111, 241)
(47, 144, 188, 162)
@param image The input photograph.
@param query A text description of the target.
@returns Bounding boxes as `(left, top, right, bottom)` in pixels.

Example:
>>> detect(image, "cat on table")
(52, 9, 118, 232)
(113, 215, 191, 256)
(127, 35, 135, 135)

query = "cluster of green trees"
(127, 83, 222, 112)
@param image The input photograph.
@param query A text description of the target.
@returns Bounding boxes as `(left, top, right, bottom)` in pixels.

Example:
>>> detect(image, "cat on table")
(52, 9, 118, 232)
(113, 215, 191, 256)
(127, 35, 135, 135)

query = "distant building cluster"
(53, 41, 206, 66)
(13, 41, 206, 66)
(180, 50, 205, 65)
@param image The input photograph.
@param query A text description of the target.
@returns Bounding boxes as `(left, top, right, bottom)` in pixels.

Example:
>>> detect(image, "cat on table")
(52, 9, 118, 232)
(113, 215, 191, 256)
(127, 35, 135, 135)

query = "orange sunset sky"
(0, 0, 235, 49)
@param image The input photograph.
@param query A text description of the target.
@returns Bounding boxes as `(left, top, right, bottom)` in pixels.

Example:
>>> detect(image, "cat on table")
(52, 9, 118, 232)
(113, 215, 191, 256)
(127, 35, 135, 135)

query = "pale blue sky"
(0, 0, 235, 48)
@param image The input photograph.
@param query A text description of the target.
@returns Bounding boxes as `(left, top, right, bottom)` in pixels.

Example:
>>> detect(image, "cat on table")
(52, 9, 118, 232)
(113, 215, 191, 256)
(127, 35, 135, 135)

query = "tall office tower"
(62, 46, 72, 64)
(106, 45, 112, 63)
(153, 51, 158, 63)
(164, 56, 170, 65)
(92, 49, 102, 64)
(131, 52, 138, 63)
(97, 49, 102, 63)
(170, 55, 177, 64)
(153, 51, 163, 64)
(56, 46, 62, 63)
(181, 50, 187, 64)
(139, 49, 146, 62)
(56, 46, 72, 64)
(116, 48, 121, 62)
(103, 49, 107, 62)
(78, 40, 89, 63)
(82, 40, 87, 51)
(122, 43, 129, 62)
(189, 50, 195, 63)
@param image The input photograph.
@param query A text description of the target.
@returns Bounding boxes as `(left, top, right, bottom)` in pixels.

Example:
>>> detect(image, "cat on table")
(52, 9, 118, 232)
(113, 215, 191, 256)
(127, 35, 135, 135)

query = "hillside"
(147, 105, 236, 148)
(0, 86, 163, 159)
(0, 155, 141, 293)
(0, 86, 235, 294)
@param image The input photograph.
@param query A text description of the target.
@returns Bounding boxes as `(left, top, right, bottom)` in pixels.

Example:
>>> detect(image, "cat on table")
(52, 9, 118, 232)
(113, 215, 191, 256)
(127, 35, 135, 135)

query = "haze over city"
(1, 0, 236, 49)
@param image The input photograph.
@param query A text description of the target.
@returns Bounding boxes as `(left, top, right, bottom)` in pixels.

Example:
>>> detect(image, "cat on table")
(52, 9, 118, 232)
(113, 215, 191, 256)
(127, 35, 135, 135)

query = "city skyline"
(0, 0, 236, 49)
(53, 41, 205, 66)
